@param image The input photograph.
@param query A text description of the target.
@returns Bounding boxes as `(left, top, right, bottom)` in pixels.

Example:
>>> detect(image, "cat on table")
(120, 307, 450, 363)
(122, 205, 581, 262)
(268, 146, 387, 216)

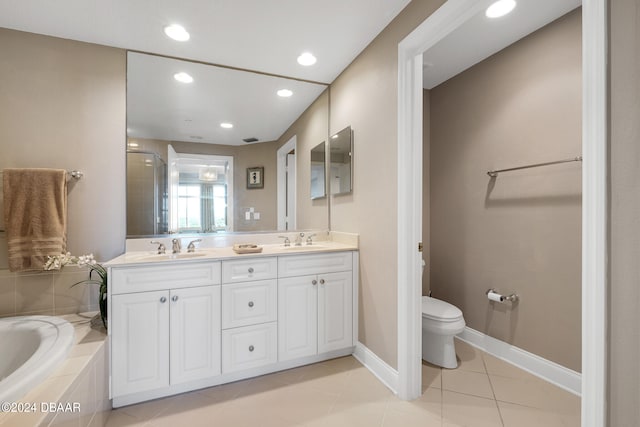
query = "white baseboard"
(457, 327, 581, 396)
(353, 342, 399, 394)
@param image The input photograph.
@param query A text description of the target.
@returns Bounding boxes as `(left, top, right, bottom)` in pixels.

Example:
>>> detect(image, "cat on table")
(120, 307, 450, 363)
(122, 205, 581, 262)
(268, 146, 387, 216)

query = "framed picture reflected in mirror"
(247, 167, 264, 189)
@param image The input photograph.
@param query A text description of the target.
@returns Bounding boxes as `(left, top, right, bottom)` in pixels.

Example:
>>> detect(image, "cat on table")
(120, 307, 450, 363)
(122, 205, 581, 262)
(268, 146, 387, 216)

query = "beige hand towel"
(2, 168, 68, 272)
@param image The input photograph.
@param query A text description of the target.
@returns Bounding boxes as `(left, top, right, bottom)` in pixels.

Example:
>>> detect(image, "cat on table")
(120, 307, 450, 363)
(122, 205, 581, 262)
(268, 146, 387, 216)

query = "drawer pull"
(248, 301, 254, 307)
(319, 279, 325, 285)
(248, 267, 255, 273)
(160, 296, 167, 303)
(312, 279, 317, 285)
(249, 345, 255, 352)
(172, 295, 179, 302)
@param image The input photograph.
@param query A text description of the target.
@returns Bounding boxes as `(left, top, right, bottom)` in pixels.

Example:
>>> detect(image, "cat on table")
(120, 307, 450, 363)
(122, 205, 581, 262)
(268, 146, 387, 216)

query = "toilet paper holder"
(486, 289, 519, 303)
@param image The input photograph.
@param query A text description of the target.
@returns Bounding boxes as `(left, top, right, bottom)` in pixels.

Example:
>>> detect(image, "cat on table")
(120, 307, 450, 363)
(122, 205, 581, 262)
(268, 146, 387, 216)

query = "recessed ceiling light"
(485, 0, 516, 18)
(164, 24, 190, 41)
(297, 52, 317, 66)
(277, 89, 293, 97)
(220, 123, 233, 129)
(174, 72, 193, 83)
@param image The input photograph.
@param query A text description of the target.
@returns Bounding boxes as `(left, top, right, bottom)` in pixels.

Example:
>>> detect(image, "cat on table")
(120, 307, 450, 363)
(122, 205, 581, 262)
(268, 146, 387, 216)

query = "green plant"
(44, 253, 107, 329)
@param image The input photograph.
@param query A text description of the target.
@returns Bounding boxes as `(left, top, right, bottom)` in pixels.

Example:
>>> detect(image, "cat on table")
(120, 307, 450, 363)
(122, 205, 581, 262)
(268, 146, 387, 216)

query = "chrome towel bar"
(487, 156, 582, 178)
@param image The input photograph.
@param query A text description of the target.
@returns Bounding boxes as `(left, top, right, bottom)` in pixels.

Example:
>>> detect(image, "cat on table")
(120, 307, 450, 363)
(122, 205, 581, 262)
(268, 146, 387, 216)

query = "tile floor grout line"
(482, 351, 506, 427)
(440, 376, 444, 427)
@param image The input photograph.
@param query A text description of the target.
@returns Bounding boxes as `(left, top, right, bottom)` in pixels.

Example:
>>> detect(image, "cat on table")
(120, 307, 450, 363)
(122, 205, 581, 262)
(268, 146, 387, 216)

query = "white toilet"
(421, 296, 466, 369)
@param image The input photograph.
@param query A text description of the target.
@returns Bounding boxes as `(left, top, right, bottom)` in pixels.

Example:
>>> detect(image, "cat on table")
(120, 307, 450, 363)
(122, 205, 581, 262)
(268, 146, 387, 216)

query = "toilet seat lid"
(422, 296, 463, 321)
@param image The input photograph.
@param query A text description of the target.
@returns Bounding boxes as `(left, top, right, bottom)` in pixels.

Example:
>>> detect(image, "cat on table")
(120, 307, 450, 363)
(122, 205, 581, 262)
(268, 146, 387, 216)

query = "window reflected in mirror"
(168, 151, 233, 233)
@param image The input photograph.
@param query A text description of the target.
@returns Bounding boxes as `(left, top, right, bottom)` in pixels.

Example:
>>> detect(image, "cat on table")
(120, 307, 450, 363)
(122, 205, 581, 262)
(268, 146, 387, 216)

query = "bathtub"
(0, 316, 75, 404)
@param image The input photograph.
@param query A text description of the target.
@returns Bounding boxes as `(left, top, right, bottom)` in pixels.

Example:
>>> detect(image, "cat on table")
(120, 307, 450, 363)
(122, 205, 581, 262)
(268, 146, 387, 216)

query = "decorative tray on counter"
(232, 243, 263, 254)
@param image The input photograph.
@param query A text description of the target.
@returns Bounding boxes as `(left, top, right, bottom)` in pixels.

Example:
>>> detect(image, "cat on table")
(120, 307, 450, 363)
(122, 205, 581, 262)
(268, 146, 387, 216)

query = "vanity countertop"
(105, 241, 358, 267)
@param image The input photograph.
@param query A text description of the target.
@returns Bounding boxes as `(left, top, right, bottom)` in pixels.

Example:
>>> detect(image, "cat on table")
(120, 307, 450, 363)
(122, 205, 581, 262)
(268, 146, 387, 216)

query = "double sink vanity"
(105, 234, 358, 407)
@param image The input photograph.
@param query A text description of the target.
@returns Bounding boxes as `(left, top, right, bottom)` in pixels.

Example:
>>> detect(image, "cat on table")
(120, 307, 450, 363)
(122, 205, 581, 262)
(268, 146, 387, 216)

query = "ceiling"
(1, 0, 582, 145)
(423, 0, 581, 89)
(0, 0, 411, 84)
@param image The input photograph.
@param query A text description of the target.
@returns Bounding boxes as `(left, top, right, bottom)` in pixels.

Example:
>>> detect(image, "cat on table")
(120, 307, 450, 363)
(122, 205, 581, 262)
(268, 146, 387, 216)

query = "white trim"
(277, 136, 297, 230)
(581, 1, 608, 426)
(397, 0, 489, 402)
(352, 251, 360, 345)
(458, 327, 581, 396)
(397, 0, 608, 424)
(353, 342, 398, 394)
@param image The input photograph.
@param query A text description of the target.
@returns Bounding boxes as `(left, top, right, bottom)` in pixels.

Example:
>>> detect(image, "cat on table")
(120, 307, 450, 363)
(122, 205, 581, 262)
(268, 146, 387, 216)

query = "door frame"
(278, 135, 297, 230)
(396, 1, 607, 426)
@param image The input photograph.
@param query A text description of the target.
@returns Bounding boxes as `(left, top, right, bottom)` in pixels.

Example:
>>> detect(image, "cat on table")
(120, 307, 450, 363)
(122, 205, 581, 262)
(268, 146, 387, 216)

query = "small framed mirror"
(310, 141, 326, 199)
(329, 126, 352, 195)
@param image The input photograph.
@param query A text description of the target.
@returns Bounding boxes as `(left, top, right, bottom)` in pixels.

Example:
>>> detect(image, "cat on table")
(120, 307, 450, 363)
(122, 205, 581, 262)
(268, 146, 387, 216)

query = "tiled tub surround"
(0, 313, 110, 427)
(0, 268, 99, 318)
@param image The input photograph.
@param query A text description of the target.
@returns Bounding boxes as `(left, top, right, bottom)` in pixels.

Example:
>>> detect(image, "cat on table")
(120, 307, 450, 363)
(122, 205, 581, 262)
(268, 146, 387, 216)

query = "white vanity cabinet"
(278, 253, 353, 362)
(108, 249, 357, 407)
(110, 262, 221, 400)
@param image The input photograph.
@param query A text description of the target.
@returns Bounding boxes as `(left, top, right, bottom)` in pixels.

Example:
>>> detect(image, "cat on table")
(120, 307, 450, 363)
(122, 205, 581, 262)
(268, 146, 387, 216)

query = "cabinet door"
(170, 286, 221, 385)
(112, 291, 169, 397)
(318, 271, 353, 353)
(278, 275, 317, 361)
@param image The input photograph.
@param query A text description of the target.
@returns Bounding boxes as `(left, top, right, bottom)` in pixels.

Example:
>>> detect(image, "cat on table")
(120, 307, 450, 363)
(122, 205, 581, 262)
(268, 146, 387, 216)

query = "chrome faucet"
(187, 239, 202, 253)
(172, 238, 182, 254)
(278, 236, 291, 247)
(294, 232, 305, 246)
(306, 234, 317, 245)
(150, 241, 166, 254)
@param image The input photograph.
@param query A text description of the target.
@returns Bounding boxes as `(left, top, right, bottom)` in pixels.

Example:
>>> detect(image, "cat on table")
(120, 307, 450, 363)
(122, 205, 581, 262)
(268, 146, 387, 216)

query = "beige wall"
(329, 0, 446, 368)
(277, 89, 329, 230)
(0, 29, 126, 316)
(609, 0, 640, 424)
(428, 10, 582, 371)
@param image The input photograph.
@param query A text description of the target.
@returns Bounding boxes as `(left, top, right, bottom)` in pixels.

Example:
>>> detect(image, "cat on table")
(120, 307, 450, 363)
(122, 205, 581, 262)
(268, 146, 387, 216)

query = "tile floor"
(105, 339, 580, 427)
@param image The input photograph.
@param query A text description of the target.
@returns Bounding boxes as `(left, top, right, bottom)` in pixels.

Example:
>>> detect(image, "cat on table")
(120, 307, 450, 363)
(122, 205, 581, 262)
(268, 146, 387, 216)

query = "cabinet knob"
(160, 296, 167, 303)
(312, 279, 317, 285)
(249, 345, 255, 352)
(248, 267, 254, 273)
(172, 295, 179, 302)
(319, 279, 325, 285)
(248, 301, 254, 308)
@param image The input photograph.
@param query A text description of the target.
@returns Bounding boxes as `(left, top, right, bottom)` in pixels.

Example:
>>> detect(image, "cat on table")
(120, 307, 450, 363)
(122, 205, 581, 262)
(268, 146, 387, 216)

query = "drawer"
(222, 322, 277, 374)
(222, 257, 277, 283)
(278, 252, 353, 278)
(222, 280, 277, 329)
(111, 262, 221, 295)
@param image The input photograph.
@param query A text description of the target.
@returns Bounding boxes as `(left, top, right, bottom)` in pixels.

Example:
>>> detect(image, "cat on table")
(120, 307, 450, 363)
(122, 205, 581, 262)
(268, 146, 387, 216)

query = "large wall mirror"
(126, 52, 329, 237)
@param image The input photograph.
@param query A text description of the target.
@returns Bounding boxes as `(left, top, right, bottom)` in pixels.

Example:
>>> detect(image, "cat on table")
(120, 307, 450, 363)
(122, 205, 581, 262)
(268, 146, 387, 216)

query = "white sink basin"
(135, 252, 208, 262)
